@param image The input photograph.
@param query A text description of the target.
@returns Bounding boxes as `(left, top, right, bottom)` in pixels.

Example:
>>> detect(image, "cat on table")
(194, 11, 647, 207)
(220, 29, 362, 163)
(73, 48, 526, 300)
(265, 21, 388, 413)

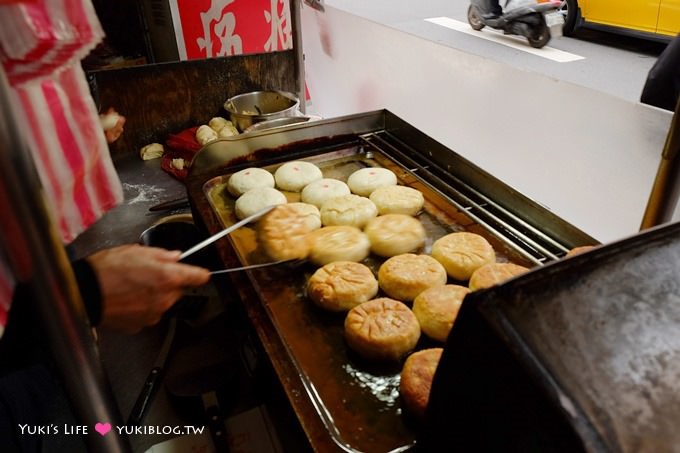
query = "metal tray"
(201, 145, 535, 452)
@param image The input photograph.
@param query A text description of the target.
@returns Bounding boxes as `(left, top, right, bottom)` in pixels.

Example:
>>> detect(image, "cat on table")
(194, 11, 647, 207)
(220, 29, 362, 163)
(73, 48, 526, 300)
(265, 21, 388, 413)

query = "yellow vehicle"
(559, 0, 680, 41)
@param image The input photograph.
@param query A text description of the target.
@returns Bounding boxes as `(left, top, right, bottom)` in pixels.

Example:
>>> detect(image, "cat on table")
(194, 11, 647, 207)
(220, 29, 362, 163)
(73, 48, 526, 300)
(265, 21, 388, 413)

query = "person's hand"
(100, 107, 126, 144)
(86, 244, 211, 333)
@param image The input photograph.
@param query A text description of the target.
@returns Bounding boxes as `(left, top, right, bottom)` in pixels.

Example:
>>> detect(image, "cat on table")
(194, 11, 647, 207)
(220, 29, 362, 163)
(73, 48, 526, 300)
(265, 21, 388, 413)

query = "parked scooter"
(468, 0, 564, 48)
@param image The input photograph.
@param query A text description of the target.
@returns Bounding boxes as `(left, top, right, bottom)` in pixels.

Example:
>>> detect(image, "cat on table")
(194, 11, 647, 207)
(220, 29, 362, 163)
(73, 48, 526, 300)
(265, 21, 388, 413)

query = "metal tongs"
(179, 205, 303, 273)
(179, 205, 276, 261)
(209, 258, 304, 275)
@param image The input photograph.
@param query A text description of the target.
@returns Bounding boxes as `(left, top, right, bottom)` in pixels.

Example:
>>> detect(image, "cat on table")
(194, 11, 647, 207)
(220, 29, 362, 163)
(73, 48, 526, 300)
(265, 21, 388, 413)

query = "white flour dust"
(123, 183, 165, 205)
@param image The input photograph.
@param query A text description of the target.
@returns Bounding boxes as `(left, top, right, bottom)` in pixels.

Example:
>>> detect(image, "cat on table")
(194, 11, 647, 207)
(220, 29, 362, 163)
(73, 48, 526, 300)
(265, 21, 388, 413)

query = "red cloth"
(161, 126, 201, 181)
(13, 64, 123, 239)
(0, 261, 11, 338)
(0, 0, 103, 85)
(0, 0, 121, 336)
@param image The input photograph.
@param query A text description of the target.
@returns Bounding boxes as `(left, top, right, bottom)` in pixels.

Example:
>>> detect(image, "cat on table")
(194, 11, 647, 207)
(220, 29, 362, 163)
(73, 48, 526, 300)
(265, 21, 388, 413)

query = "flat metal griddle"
(186, 110, 597, 452)
(443, 221, 680, 453)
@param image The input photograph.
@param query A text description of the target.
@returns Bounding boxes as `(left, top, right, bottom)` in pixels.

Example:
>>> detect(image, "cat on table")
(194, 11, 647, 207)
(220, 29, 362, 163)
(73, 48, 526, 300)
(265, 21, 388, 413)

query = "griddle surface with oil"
(201, 145, 535, 452)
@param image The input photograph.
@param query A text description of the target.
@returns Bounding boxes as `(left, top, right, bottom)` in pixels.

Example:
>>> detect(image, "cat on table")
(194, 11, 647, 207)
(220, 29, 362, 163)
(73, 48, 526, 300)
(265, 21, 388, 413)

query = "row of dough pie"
(229, 162, 530, 288)
(309, 256, 462, 340)
(227, 160, 383, 197)
(241, 164, 429, 263)
(304, 240, 531, 367)
(314, 254, 528, 421)
(307, 256, 450, 331)
(235, 163, 518, 283)
(228, 160, 529, 281)
(260, 201, 530, 289)
(259, 208, 429, 265)
(270, 161, 400, 196)
(228, 161, 425, 219)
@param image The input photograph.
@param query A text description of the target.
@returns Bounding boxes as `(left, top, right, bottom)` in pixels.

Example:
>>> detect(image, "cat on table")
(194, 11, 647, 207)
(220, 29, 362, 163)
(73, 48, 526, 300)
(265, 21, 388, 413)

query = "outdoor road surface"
(326, 0, 668, 104)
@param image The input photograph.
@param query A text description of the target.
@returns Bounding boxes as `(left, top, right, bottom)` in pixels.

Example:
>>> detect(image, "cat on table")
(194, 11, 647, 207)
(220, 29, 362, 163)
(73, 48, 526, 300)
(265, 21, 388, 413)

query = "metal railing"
(360, 131, 572, 265)
(640, 98, 680, 230)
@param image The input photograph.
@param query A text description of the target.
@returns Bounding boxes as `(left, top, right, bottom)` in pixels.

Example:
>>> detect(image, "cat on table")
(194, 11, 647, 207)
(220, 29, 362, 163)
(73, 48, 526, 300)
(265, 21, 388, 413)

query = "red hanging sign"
(169, 0, 292, 60)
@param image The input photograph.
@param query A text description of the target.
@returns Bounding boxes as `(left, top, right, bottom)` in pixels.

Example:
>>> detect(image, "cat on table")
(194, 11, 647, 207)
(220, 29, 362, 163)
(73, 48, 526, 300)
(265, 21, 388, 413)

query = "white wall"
(301, 4, 674, 243)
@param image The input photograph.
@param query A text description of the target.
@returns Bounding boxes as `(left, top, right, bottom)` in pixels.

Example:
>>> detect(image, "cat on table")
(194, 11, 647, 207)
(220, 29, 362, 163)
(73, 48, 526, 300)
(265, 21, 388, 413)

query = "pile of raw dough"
(196, 125, 218, 146)
(139, 143, 164, 161)
(196, 117, 240, 147)
(208, 116, 239, 138)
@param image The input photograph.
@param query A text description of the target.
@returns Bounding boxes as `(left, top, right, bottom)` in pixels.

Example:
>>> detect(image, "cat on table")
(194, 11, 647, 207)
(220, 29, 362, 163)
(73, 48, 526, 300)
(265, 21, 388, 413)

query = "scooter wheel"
(467, 5, 485, 31)
(528, 20, 550, 48)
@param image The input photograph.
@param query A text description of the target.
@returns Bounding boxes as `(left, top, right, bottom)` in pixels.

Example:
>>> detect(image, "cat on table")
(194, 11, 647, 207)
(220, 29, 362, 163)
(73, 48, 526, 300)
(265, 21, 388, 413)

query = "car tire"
(561, 0, 579, 36)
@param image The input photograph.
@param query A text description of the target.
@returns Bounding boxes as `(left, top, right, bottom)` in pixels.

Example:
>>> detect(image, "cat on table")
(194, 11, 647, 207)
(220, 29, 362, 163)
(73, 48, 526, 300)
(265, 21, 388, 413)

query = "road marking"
(425, 17, 585, 62)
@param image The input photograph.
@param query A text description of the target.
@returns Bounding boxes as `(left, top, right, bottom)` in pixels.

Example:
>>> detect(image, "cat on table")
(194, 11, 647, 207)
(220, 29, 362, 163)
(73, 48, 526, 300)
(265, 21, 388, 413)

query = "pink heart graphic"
(95, 422, 111, 436)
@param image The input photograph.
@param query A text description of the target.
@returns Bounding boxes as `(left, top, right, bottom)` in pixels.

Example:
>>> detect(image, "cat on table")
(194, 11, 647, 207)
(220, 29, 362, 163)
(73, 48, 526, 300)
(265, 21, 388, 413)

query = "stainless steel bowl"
(243, 115, 311, 133)
(224, 90, 300, 132)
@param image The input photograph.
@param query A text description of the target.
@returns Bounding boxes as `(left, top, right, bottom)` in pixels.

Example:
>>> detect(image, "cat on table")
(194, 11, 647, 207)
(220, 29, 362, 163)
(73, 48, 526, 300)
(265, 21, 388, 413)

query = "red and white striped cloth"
(0, 0, 124, 337)
(0, 260, 12, 338)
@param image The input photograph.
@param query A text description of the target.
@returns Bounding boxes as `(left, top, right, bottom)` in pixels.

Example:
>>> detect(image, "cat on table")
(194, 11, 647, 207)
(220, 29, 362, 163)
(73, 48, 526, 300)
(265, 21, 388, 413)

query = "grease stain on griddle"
(342, 363, 400, 409)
